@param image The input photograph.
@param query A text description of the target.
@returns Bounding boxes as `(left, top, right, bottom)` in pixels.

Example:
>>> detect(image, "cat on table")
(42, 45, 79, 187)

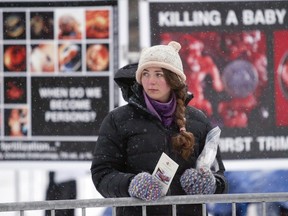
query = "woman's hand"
(180, 167, 216, 195)
(128, 172, 162, 201)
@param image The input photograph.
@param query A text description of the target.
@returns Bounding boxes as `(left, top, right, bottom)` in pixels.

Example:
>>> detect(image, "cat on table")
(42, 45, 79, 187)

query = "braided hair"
(163, 69, 195, 160)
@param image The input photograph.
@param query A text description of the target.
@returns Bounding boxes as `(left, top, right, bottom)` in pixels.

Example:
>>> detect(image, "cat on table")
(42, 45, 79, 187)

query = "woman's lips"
(148, 89, 158, 93)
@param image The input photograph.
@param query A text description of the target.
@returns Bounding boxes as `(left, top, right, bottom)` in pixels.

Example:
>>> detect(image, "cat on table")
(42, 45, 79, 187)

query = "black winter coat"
(91, 63, 227, 216)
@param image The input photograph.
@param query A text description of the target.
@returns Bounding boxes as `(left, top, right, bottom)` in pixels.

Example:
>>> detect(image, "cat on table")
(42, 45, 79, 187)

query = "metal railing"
(0, 193, 288, 216)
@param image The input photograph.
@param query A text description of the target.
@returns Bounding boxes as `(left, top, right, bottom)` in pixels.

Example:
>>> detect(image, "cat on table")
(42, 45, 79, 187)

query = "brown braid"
(163, 69, 195, 160)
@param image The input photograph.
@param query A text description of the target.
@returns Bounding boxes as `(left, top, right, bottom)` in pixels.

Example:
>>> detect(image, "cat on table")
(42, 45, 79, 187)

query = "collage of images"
(2, 8, 111, 73)
(1, 7, 114, 138)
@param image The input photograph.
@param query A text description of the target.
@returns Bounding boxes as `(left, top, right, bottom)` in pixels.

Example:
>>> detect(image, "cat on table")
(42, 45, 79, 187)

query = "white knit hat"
(136, 41, 186, 84)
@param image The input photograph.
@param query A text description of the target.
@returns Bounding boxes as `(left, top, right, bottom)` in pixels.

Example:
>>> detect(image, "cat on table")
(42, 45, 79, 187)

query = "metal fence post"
(232, 202, 236, 216)
(262, 202, 266, 216)
(81, 207, 86, 216)
(202, 203, 206, 216)
(172, 204, 177, 216)
(142, 205, 147, 216)
(112, 206, 117, 216)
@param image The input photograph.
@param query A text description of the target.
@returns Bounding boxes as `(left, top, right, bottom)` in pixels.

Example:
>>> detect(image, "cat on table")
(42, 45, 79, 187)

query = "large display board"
(0, 1, 119, 162)
(140, 0, 288, 161)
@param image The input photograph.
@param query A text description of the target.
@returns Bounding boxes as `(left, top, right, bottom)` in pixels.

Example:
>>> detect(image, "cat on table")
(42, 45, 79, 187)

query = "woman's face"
(141, 67, 171, 102)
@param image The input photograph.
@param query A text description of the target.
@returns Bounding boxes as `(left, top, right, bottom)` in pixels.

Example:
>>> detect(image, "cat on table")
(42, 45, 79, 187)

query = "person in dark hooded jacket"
(91, 41, 228, 216)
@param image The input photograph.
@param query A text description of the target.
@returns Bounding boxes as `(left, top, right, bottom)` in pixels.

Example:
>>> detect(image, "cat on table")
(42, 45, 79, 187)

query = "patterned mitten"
(128, 172, 162, 201)
(180, 167, 216, 195)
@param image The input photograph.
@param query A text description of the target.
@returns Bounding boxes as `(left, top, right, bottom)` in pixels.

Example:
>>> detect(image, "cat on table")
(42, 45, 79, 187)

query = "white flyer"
(152, 152, 179, 196)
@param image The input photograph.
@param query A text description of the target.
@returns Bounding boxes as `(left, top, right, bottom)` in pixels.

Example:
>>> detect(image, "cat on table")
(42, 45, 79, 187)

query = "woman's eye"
(142, 72, 149, 77)
(156, 73, 164, 77)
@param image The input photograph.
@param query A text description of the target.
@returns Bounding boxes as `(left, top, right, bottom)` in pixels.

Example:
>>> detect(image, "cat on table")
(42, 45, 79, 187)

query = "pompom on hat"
(136, 41, 186, 84)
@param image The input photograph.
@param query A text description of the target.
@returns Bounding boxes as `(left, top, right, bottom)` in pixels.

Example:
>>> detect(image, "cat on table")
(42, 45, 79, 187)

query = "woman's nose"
(148, 76, 157, 84)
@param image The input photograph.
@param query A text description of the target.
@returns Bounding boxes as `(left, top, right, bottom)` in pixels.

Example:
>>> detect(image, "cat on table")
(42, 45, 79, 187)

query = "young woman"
(91, 41, 227, 216)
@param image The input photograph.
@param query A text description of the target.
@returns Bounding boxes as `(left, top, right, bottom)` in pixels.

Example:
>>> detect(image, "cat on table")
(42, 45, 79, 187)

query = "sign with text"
(31, 77, 109, 136)
(144, 1, 288, 160)
(0, 1, 118, 162)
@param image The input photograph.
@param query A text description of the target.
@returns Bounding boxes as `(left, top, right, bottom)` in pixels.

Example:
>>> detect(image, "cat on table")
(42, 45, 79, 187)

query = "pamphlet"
(152, 152, 179, 196)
